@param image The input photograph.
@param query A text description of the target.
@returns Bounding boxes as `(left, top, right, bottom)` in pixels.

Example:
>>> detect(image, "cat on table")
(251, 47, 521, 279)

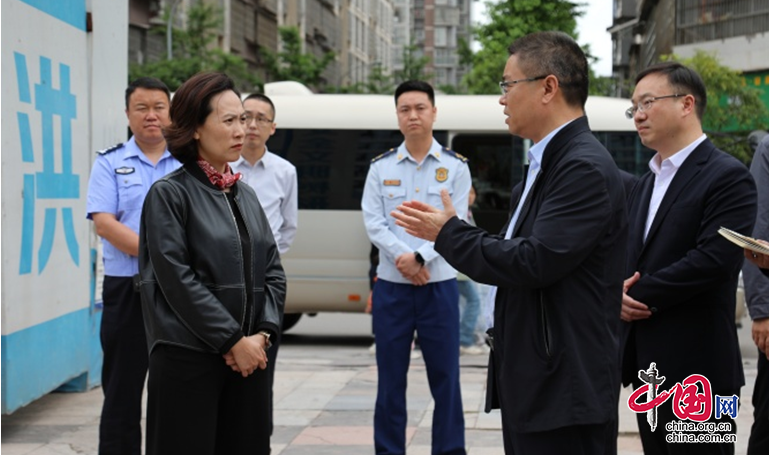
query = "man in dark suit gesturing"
(392, 31, 628, 454)
(621, 62, 757, 455)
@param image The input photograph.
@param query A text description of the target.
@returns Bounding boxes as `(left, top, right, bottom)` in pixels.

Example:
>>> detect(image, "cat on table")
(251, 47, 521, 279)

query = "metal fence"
(676, 0, 769, 44)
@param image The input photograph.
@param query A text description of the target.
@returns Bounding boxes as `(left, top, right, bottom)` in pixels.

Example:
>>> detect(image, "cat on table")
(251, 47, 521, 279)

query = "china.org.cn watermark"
(664, 421, 736, 443)
(627, 363, 738, 444)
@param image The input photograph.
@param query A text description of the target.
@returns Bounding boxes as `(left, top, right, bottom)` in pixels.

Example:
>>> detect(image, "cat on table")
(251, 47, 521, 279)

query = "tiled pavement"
(2, 335, 759, 454)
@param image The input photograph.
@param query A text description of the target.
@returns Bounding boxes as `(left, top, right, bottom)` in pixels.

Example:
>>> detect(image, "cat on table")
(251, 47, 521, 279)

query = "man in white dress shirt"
(231, 93, 298, 443)
(232, 93, 298, 255)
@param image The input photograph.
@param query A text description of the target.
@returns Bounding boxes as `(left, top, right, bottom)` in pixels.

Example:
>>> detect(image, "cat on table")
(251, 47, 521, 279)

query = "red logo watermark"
(627, 363, 738, 433)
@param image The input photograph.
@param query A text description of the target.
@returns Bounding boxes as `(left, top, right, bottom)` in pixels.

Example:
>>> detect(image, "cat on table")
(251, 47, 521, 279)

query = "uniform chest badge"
(435, 167, 448, 182)
(115, 167, 135, 175)
(383, 179, 401, 186)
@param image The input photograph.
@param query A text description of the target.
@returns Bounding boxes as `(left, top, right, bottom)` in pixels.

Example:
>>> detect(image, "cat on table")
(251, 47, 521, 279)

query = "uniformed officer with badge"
(362, 80, 472, 455)
(86, 77, 180, 455)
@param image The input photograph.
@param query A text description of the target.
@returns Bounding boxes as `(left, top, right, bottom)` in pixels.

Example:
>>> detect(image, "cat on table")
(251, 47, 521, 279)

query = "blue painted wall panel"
(1, 308, 94, 413)
(20, 0, 86, 31)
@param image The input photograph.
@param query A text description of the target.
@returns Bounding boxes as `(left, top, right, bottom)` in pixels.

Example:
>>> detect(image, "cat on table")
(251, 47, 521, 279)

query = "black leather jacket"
(138, 163, 286, 355)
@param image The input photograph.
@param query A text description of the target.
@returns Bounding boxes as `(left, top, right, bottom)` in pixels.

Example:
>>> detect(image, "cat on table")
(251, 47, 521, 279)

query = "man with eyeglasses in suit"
(392, 32, 628, 454)
(621, 62, 756, 455)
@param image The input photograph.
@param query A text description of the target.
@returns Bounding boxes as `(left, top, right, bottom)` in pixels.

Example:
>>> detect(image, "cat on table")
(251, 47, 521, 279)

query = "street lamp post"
(167, 0, 181, 60)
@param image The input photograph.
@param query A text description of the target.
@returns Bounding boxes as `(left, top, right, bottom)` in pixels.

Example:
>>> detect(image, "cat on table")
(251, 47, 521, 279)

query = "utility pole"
(167, 0, 181, 60)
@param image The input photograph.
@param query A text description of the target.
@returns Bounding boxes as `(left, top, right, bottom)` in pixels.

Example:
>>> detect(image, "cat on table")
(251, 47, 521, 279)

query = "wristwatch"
(414, 251, 425, 266)
(258, 331, 272, 349)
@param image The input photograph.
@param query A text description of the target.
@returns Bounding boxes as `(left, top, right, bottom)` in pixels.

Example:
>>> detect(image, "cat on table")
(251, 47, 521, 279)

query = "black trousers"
(267, 327, 280, 436)
(502, 421, 616, 455)
(99, 276, 148, 455)
(146, 344, 271, 455)
(635, 385, 738, 455)
(748, 351, 769, 455)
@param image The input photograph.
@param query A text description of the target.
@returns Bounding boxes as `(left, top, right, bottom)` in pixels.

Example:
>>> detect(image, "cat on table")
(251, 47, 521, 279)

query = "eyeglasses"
(244, 115, 273, 126)
(499, 76, 547, 95)
(625, 94, 688, 119)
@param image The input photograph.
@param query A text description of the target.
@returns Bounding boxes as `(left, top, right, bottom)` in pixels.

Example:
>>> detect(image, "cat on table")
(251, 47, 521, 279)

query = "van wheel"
(282, 313, 302, 332)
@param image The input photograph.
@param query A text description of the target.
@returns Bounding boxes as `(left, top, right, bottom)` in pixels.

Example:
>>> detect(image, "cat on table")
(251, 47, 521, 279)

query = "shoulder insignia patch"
(442, 148, 469, 163)
(96, 143, 123, 155)
(115, 166, 135, 175)
(371, 148, 397, 163)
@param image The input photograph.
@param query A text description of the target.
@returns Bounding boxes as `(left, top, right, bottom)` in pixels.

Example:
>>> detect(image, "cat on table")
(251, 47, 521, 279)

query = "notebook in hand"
(718, 227, 769, 255)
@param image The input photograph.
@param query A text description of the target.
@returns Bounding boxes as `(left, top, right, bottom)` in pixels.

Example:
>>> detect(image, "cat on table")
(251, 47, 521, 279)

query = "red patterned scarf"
(197, 158, 242, 189)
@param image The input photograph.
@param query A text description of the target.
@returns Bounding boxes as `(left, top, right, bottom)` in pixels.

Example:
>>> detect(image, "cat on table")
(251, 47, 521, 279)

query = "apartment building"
(608, 0, 769, 102)
(391, 0, 471, 87)
(280, 0, 342, 85)
(128, 0, 280, 82)
(338, 0, 394, 87)
(129, 0, 400, 90)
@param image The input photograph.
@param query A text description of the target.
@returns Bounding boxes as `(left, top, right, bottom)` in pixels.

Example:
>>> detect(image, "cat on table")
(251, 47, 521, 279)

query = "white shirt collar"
(396, 138, 444, 164)
(232, 147, 271, 170)
(527, 118, 576, 168)
(649, 134, 707, 175)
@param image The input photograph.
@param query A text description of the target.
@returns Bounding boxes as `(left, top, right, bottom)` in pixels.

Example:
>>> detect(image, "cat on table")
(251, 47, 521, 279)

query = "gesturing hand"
(392, 189, 456, 242)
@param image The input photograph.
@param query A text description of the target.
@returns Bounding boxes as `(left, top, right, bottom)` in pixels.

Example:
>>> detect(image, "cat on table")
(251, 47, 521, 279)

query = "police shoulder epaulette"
(442, 147, 468, 163)
(96, 143, 123, 155)
(371, 148, 397, 163)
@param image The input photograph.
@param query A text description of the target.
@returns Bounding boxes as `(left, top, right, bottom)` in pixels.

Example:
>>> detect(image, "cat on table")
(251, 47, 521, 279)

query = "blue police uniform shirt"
(86, 136, 181, 277)
(362, 138, 472, 284)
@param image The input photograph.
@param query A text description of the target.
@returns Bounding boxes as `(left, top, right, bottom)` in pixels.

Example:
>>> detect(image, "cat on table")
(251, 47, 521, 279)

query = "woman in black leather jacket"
(138, 72, 286, 454)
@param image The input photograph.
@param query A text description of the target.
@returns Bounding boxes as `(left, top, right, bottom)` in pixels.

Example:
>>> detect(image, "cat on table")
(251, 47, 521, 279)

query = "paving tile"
(404, 445, 431, 455)
(310, 410, 374, 426)
(468, 448, 505, 455)
(409, 427, 433, 445)
(271, 425, 305, 446)
(617, 434, 643, 452)
(279, 446, 373, 455)
(273, 410, 321, 427)
(291, 426, 373, 445)
(0, 444, 46, 455)
(1, 426, 82, 444)
(465, 429, 504, 447)
(323, 394, 376, 411)
(474, 409, 502, 430)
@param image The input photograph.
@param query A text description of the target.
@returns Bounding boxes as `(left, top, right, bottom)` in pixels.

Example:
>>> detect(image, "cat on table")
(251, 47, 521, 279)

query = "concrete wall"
(1, 0, 127, 414)
(673, 32, 769, 73)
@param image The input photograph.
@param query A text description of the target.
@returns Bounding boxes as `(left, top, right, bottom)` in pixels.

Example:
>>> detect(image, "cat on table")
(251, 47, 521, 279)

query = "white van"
(264, 82, 652, 330)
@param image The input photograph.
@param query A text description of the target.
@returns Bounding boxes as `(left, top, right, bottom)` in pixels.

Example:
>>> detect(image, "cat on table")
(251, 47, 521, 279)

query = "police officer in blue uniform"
(86, 77, 180, 455)
(362, 80, 472, 455)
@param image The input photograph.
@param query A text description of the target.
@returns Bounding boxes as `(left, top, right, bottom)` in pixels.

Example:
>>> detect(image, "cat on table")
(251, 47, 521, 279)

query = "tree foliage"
(128, 1, 260, 92)
(463, 0, 584, 94)
(589, 74, 616, 97)
(393, 44, 433, 84)
(129, 1, 261, 91)
(261, 27, 336, 91)
(664, 51, 769, 162)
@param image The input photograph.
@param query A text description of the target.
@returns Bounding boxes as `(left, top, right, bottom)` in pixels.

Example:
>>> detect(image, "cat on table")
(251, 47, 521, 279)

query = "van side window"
(592, 132, 655, 177)
(451, 133, 525, 234)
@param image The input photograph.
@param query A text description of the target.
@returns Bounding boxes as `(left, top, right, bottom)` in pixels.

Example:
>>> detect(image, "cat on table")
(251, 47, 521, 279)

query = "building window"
(434, 27, 447, 46)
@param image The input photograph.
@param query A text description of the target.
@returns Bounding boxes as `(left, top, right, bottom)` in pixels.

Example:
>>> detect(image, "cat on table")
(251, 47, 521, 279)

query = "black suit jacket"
(435, 117, 627, 433)
(622, 139, 757, 393)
